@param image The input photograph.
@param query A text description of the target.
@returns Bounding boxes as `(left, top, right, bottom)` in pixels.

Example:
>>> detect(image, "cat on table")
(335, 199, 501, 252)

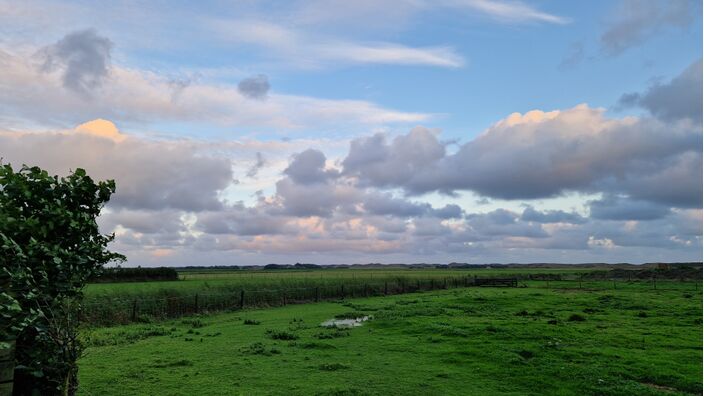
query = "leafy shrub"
(266, 329, 298, 340)
(568, 314, 586, 322)
(241, 342, 281, 356)
(0, 165, 123, 395)
(244, 319, 261, 325)
(319, 363, 349, 371)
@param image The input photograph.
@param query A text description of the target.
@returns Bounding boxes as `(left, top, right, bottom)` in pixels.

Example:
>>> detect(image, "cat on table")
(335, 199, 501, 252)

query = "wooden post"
(579, 275, 583, 289)
(384, 281, 388, 296)
(240, 290, 245, 309)
(0, 340, 15, 396)
(653, 276, 656, 290)
(131, 299, 138, 322)
(194, 293, 199, 314)
(464, 276, 468, 287)
(341, 285, 345, 299)
(430, 279, 434, 290)
(315, 287, 320, 302)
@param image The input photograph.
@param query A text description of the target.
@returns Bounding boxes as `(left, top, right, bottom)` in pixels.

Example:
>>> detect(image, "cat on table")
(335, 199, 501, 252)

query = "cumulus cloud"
(0, 120, 232, 211)
(283, 149, 339, 185)
(39, 29, 113, 96)
(600, 0, 697, 56)
(238, 74, 270, 99)
(342, 105, 701, 207)
(342, 127, 445, 190)
(1, 114, 700, 264)
(619, 59, 702, 122)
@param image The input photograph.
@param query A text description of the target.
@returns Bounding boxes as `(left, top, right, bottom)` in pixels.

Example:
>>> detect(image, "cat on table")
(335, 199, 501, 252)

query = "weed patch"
(266, 329, 299, 340)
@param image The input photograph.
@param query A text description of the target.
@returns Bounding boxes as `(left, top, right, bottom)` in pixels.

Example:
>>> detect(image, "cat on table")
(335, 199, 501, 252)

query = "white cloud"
(447, 0, 570, 24)
(213, 19, 464, 68)
(0, 40, 430, 130)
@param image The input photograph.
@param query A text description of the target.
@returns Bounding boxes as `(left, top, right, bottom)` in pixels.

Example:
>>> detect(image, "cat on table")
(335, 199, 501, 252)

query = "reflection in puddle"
(321, 316, 369, 328)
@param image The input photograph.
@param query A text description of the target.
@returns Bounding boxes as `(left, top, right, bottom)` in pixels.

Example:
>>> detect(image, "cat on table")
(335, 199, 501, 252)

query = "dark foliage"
(0, 164, 123, 395)
(89, 267, 178, 283)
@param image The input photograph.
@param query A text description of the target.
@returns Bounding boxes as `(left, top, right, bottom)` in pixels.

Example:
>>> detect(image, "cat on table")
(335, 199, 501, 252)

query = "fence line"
(81, 276, 701, 326)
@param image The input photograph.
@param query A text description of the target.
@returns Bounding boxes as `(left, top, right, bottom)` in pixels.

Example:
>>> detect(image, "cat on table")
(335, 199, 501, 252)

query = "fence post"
(131, 299, 137, 322)
(341, 285, 345, 299)
(194, 293, 199, 314)
(240, 290, 245, 309)
(430, 279, 434, 290)
(579, 275, 582, 289)
(0, 340, 14, 396)
(464, 276, 468, 287)
(653, 276, 656, 290)
(315, 287, 320, 302)
(384, 281, 388, 296)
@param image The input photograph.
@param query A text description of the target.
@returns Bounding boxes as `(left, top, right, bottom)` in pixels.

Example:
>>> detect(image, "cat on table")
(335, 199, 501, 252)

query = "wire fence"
(81, 275, 701, 327)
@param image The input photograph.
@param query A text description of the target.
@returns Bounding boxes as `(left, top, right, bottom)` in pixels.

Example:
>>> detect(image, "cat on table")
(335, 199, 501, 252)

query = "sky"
(0, 0, 702, 266)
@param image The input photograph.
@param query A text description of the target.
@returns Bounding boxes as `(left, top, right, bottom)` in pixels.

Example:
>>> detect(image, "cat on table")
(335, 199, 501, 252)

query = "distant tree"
(0, 164, 124, 395)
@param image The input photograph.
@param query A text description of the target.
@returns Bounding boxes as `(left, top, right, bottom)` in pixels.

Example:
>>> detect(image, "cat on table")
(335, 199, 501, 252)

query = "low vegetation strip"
(82, 274, 475, 326)
(81, 268, 701, 327)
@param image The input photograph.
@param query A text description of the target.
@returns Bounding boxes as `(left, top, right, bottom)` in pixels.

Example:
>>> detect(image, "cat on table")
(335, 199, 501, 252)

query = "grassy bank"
(79, 286, 702, 395)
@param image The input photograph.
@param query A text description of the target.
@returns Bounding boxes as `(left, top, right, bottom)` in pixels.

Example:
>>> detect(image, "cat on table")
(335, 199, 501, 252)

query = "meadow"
(78, 285, 703, 395)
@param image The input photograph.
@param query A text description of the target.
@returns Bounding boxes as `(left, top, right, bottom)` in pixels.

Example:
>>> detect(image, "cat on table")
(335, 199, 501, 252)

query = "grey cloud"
(342, 105, 700, 207)
(238, 74, 270, 99)
(40, 29, 113, 95)
(559, 41, 585, 69)
(602, 151, 703, 208)
(100, 209, 186, 234)
(284, 149, 339, 184)
(521, 206, 586, 224)
(589, 195, 671, 221)
(618, 59, 702, 122)
(246, 152, 266, 178)
(432, 204, 463, 219)
(275, 177, 359, 217)
(363, 193, 430, 217)
(343, 127, 445, 190)
(0, 131, 233, 211)
(600, 0, 696, 56)
(196, 205, 289, 236)
(465, 209, 549, 239)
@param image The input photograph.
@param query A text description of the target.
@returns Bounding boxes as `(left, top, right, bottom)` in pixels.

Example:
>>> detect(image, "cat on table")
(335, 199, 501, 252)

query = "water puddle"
(321, 316, 369, 328)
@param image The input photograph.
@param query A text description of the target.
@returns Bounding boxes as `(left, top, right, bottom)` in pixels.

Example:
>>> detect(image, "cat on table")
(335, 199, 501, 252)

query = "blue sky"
(0, 0, 701, 265)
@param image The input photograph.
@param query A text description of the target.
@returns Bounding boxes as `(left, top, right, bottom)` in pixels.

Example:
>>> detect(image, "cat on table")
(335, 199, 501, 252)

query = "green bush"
(0, 165, 123, 395)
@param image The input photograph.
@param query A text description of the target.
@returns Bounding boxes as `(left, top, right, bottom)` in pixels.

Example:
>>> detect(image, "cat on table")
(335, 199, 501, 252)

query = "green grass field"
(78, 285, 703, 395)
